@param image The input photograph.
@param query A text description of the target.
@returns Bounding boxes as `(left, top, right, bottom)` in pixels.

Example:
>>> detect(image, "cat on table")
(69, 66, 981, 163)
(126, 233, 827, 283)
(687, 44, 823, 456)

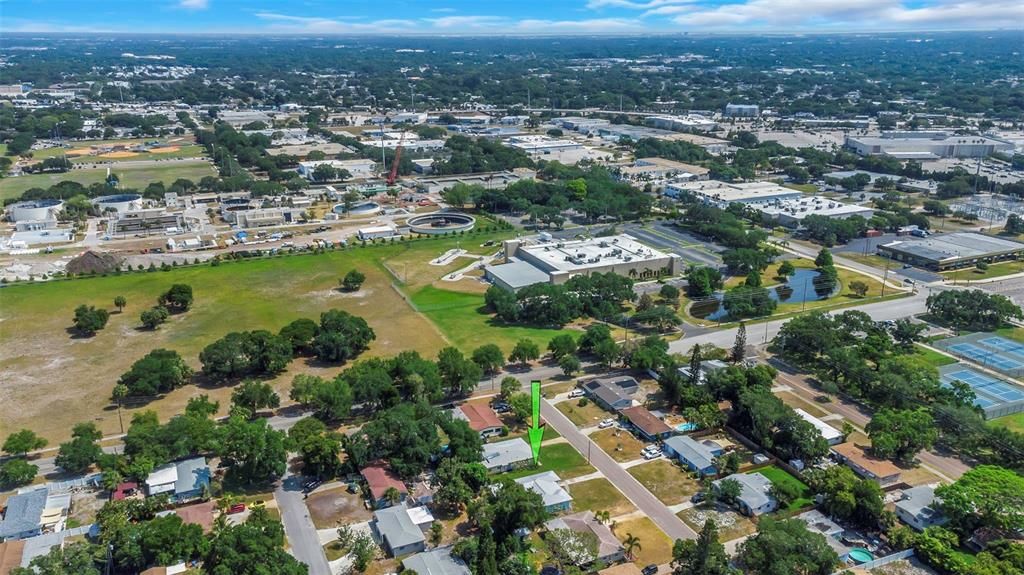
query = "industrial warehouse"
(877, 232, 1024, 271)
(484, 234, 681, 291)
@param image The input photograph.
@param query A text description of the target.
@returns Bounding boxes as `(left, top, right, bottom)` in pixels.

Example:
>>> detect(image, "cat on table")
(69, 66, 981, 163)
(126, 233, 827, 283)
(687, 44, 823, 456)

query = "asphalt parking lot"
(623, 222, 724, 268)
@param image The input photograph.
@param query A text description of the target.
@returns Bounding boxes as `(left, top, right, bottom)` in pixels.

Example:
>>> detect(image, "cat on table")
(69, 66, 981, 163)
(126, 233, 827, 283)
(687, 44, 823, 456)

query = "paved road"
(771, 361, 970, 481)
(276, 472, 332, 575)
(540, 398, 699, 542)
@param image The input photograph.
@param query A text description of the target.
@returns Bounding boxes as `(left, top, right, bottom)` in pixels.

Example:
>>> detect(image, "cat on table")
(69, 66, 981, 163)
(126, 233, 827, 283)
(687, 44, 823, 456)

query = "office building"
(845, 131, 1014, 159)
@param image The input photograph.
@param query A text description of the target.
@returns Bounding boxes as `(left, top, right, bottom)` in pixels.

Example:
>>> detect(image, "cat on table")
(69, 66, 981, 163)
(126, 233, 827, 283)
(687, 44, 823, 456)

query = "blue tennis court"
(941, 366, 1024, 415)
(979, 336, 1024, 358)
(947, 343, 1024, 371)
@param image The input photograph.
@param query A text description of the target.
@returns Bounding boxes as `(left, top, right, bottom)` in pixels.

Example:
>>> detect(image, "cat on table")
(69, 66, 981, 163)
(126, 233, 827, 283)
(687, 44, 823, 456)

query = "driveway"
(275, 473, 332, 575)
(540, 399, 698, 542)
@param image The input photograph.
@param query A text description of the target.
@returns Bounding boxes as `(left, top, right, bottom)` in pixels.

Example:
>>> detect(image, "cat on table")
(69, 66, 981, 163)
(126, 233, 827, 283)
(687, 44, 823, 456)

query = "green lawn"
(0, 231, 531, 442)
(566, 477, 635, 517)
(990, 412, 1024, 434)
(994, 326, 1024, 344)
(941, 260, 1024, 281)
(757, 465, 814, 514)
(497, 442, 595, 480)
(628, 459, 701, 506)
(0, 160, 218, 200)
(782, 183, 819, 194)
(913, 344, 958, 367)
(555, 399, 613, 427)
(411, 285, 572, 354)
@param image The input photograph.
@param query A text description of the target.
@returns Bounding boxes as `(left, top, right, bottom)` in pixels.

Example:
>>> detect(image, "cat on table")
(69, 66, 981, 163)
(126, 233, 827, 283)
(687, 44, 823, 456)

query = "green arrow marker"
(528, 380, 544, 463)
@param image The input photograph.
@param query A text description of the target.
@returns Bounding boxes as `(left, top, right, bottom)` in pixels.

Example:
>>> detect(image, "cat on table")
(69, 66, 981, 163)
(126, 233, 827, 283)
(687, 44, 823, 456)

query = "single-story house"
(481, 438, 534, 474)
(402, 546, 471, 575)
(831, 443, 902, 486)
(544, 511, 624, 565)
(582, 377, 638, 411)
(714, 472, 777, 516)
(372, 503, 426, 557)
(406, 505, 436, 533)
(0, 489, 70, 542)
(514, 471, 573, 513)
(794, 409, 843, 446)
(618, 406, 674, 442)
(410, 478, 437, 506)
(361, 462, 409, 509)
(895, 486, 947, 531)
(145, 457, 211, 502)
(662, 435, 723, 476)
(676, 359, 729, 385)
(454, 403, 504, 439)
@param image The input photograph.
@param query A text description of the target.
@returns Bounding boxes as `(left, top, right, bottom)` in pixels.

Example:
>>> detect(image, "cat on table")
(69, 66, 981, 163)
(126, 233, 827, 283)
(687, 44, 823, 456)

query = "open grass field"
(411, 285, 572, 354)
(627, 459, 700, 506)
(679, 505, 758, 542)
(994, 326, 1024, 343)
(942, 260, 1024, 281)
(498, 442, 595, 480)
(757, 465, 814, 514)
(611, 517, 674, 567)
(913, 344, 958, 367)
(590, 427, 647, 463)
(991, 412, 1024, 434)
(566, 477, 636, 517)
(555, 398, 613, 428)
(0, 233, 524, 442)
(0, 160, 218, 200)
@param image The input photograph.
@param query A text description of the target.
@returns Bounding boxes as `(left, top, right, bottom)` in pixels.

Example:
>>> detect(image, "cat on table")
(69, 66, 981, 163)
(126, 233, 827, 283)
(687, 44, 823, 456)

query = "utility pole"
(881, 259, 890, 296)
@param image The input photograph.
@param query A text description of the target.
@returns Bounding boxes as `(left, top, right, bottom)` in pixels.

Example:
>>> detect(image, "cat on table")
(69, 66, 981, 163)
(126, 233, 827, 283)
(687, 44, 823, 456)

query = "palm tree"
(383, 486, 402, 506)
(623, 533, 642, 560)
(595, 510, 611, 524)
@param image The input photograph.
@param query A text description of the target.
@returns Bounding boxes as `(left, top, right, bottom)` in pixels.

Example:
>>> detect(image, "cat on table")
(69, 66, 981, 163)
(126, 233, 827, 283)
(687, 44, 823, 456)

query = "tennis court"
(940, 364, 1024, 418)
(935, 333, 1024, 379)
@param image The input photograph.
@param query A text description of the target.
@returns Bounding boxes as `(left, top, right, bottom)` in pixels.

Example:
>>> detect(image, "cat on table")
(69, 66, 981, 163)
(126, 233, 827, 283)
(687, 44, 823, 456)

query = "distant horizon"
(2, 0, 1022, 36)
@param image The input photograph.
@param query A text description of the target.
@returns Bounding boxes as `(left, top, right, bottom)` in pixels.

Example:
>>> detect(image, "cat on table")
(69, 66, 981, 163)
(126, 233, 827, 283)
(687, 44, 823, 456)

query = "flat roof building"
(878, 232, 1024, 271)
(845, 131, 1014, 159)
(416, 169, 535, 195)
(724, 103, 760, 117)
(759, 196, 875, 228)
(617, 157, 710, 184)
(794, 408, 844, 445)
(505, 135, 583, 154)
(485, 234, 680, 289)
(297, 159, 377, 180)
(666, 180, 803, 207)
(481, 438, 534, 474)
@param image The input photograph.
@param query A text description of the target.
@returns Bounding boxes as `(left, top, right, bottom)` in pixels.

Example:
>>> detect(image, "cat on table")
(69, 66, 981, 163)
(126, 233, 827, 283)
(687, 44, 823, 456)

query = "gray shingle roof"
(0, 489, 46, 539)
(402, 547, 471, 575)
(514, 471, 572, 509)
(664, 436, 719, 470)
(481, 438, 534, 471)
(896, 486, 944, 521)
(714, 472, 775, 512)
(374, 503, 425, 550)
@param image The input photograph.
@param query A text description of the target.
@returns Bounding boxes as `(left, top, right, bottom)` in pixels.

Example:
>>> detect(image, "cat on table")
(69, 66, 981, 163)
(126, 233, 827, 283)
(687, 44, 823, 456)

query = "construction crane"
(386, 130, 406, 186)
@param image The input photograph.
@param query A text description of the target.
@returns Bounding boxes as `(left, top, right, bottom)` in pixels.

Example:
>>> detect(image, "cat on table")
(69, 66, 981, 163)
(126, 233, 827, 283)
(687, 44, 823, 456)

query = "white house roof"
(514, 471, 572, 509)
(793, 409, 843, 443)
(481, 438, 534, 471)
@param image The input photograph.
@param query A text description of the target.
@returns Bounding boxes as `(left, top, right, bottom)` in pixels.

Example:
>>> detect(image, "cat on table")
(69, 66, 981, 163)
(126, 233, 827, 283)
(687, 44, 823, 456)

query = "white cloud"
(254, 12, 418, 33)
(178, 0, 209, 10)
(586, 0, 692, 9)
(253, 11, 645, 35)
(430, 7, 458, 13)
(424, 15, 508, 28)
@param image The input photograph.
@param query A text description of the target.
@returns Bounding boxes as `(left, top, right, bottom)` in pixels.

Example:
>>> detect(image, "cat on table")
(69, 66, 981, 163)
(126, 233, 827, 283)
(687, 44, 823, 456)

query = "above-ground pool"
(333, 201, 382, 215)
(676, 422, 698, 432)
(848, 549, 874, 564)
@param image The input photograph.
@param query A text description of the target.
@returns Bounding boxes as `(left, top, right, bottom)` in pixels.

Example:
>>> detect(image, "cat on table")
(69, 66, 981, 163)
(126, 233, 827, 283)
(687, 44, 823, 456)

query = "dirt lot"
(306, 486, 372, 529)
(590, 428, 647, 463)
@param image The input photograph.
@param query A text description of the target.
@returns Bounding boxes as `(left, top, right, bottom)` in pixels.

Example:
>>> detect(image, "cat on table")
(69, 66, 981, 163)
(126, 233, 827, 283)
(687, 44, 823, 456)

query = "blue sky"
(2, 0, 1021, 34)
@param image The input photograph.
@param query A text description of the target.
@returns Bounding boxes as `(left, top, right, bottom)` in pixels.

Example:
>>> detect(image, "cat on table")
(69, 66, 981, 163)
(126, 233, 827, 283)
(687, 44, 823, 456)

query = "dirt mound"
(66, 250, 125, 275)
(99, 151, 138, 159)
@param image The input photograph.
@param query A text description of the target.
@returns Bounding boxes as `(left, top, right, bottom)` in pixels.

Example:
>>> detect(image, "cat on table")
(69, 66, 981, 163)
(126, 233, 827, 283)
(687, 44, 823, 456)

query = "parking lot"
(623, 222, 724, 268)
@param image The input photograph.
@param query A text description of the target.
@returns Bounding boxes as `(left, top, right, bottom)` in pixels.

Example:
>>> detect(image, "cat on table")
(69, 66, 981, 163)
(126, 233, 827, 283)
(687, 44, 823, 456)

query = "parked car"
(493, 402, 511, 414)
(598, 418, 616, 429)
(568, 389, 584, 399)
(642, 445, 661, 455)
(302, 479, 322, 493)
(227, 503, 246, 514)
(691, 492, 706, 504)
(642, 565, 659, 575)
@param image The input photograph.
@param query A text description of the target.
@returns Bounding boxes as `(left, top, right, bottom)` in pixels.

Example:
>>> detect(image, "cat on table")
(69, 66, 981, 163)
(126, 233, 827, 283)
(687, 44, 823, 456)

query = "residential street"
(540, 398, 699, 542)
(275, 472, 332, 575)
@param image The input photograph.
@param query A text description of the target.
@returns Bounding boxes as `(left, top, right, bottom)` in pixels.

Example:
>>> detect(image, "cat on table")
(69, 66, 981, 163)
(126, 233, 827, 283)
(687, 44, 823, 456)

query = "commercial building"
(794, 408, 844, 445)
(724, 104, 760, 117)
(713, 472, 778, 516)
(7, 200, 63, 223)
(481, 438, 534, 473)
(759, 196, 875, 228)
(515, 471, 573, 513)
(144, 457, 211, 503)
(372, 503, 426, 557)
(232, 207, 306, 229)
(895, 486, 947, 531)
(415, 169, 535, 195)
(666, 180, 802, 207)
(616, 157, 710, 184)
(831, 442, 902, 486)
(505, 135, 583, 154)
(645, 114, 718, 132)
(297, 159, 377, 180)
(662, 435, 723, 477)
(218, 110, 274, 127)
(453, 403, 504, 439)
(544, 511, 624, 565)
(485, 234, 681, 290)
(845, 131, 1014, 159)
(878, 232, 1024, 271)
(112, 208, 184, 234)
(357, 224, 399, 241)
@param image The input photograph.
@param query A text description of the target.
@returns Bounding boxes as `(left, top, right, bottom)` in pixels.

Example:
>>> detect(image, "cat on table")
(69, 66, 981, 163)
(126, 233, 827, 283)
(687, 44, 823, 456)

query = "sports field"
(0, 160, 218, 200)
(0, 232, 524, 442)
